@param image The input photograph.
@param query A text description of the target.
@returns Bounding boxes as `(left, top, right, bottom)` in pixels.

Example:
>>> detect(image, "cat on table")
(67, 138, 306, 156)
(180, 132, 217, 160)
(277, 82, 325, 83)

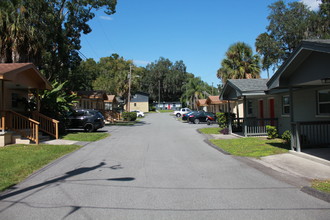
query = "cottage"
(221, 40, 330, 152)
(267, 39, 330, 151)
(196, 99, 207, 111)
(0, 63, 58, 145)
(129, 92, 149, 112)
(75, 90, 108, 113)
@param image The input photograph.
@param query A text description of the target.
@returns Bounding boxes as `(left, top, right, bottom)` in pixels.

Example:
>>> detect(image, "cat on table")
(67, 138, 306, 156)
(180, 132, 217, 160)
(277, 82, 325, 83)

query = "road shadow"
(0, 162, 134, 201)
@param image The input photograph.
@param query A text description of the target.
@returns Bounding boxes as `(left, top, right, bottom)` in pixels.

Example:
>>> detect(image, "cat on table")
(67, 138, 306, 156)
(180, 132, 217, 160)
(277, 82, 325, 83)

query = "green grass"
(0, 144, 82, 191)
(198, 127, 221, 134)
(210, 137, 289, 158)
(62, 132, 109, 142)
(311, 179, 330, 193)
(158, 110, 174, 113)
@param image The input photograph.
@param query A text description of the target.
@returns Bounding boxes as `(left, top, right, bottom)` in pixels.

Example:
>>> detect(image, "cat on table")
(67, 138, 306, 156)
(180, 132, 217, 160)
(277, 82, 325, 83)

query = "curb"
(203, 139, 231, 155)
(301, 186, 330, 203)
(201, 133, 330, 203)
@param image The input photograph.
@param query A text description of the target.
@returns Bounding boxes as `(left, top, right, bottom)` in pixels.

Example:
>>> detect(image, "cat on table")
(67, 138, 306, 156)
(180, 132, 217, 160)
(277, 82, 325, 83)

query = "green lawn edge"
(210, 137, 289, 158)
(61, 132, 110, 142)
(0, 144, 82, 191)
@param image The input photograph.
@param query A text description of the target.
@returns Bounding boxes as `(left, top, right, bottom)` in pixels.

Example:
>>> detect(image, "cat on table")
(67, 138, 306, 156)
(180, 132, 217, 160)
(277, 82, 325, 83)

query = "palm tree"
(217, 42, 261, 83)
(182, 77, 205, 110)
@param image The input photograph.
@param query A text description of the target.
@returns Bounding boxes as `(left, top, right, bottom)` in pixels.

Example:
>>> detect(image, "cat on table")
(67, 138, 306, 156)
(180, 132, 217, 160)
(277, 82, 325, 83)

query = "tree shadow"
(0, 162, 134, 200)
(266, 142, 290, 150)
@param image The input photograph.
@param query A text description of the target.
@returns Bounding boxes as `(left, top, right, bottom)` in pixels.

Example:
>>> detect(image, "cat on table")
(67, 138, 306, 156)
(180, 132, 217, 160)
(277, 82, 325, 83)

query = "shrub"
(216, 112, 226, 128)
(220, 127, 229, 135)
(122, 112, 137, 121)
(216, 112, 236, 128)
(281, 130, 291, 145)
(266, 125, 278, 139)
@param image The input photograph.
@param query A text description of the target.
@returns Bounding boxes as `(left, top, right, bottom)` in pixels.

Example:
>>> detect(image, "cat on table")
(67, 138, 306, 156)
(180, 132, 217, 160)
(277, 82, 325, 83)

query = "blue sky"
(80, 0, 320, 86)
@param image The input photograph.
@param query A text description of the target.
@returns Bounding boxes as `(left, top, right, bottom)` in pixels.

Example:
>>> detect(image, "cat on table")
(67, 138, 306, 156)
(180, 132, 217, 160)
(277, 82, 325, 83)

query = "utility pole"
(158, 80, 161, 110)
(212, 82, 214, 95)
(127, 65, 132, 112)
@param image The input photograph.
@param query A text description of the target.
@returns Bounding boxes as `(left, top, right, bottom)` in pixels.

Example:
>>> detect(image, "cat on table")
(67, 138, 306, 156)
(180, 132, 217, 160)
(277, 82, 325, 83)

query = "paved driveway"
(1, 113, 329, 220)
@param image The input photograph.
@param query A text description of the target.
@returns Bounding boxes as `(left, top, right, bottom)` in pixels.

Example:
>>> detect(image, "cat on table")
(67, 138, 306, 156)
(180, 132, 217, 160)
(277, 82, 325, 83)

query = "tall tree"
(255, 0, 329, 71)
(92, 54, 142, 103)
(0, 0, 117, 83)
(217, 42, 261, 84)
(140, 57, 187, 102)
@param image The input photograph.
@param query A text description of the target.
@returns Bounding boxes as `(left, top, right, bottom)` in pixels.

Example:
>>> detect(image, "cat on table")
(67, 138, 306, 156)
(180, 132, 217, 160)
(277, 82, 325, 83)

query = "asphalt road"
(1, 113, 330, 220)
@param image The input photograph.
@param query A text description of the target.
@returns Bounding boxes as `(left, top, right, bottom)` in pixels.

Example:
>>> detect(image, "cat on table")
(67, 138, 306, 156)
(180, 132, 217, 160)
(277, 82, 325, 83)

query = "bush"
(281, 130, 291, 145)
(216, 112, 236, 128)
(216, 112, 226, 128)
(122, 112, 137, 121)
(266, 125, 278, 139)
(220, 127, 229, 135)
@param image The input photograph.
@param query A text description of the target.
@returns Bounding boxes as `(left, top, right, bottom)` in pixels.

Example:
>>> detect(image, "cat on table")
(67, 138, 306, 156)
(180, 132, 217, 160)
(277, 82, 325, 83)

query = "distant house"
(104, 95, 117, 111)
(75, 91, 108, 113)
(196, 99, 207, 111)
(154, 101, 182, 111)
(129, 92, 149, 112)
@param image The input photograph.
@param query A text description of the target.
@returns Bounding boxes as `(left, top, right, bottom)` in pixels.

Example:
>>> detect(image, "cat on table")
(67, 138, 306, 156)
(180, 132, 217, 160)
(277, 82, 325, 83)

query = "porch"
(291, 121, 330, 152)
(230, 117, 278, 137)
(0, 63, 59, 145)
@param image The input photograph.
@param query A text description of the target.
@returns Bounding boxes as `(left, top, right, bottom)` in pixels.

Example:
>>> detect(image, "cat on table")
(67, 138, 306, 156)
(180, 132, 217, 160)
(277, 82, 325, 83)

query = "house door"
(269, 98, 275, 126)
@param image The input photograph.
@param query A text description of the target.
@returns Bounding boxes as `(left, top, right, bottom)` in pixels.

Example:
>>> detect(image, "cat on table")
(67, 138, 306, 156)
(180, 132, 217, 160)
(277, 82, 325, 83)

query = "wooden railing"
(32, 111, 59, 139)
(292, 121, 330, 150)
(3, 110, 40, 144)
(229, 117, 278, 136)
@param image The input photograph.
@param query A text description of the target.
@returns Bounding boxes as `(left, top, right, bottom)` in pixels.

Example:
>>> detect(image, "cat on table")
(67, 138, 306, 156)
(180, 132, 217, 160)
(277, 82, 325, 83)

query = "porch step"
(12, 135, 30, 144)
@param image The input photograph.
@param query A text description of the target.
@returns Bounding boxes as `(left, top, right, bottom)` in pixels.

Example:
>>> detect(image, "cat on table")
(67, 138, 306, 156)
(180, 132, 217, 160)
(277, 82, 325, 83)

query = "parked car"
(188, 111, 217, 124)
(182, 111, 198, 121)
(131, 110, 144, 117)
(67, 109, 105, 132)
(173, 108, 191, 117)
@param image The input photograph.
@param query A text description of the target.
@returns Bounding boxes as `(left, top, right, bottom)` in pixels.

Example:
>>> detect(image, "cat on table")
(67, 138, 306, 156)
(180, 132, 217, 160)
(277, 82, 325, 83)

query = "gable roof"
(106, 95, 116, 102)
(206, 96, 222, 105)
(221, 79, 268, 100)
(0, 63, 52, 90)
(196, 99, 207, 106)
(76, 91, 108, 100)
(267, 39, 330, 90)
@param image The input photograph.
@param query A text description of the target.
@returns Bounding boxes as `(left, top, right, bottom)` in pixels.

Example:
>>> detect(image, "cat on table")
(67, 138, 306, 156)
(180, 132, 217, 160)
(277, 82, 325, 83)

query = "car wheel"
(194, 118, 200, 124)
(176, 113, 181, 117)
(84, 124, 94, 132)
(206, 119, 211, 125)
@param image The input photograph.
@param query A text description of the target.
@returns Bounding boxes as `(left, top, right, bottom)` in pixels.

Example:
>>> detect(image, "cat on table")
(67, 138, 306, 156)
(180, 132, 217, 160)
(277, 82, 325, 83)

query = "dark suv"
(67, 109, 105, 132)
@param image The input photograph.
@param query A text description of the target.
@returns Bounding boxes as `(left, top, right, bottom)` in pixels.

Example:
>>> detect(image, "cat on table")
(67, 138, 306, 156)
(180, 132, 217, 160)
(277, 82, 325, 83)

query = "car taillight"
(189, 115, 194, 117)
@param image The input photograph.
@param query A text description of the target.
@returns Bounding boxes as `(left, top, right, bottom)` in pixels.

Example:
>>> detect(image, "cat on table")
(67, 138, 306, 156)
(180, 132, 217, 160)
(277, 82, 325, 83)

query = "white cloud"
(133, 60, 151, 66)
(300, 0, 321, 10)
(99, 16, 113, 21)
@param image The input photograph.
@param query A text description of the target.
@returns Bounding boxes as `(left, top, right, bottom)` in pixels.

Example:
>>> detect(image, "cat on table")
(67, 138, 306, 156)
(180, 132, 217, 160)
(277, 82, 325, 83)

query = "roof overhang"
(0, 63, 52, 90)
(267, 40, 330, 90)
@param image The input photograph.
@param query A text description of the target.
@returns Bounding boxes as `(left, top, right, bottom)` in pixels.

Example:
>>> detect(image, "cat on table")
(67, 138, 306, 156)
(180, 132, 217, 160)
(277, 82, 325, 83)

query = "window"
(282, 96, 290, 115)
(134, 103, 137, 107)
(318, 90, 330, 114)
(247, 100, 253, 115)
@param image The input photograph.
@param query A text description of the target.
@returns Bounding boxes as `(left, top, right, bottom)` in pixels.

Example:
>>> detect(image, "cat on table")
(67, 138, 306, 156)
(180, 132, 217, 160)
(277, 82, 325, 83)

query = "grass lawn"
(158, 110, 174, 113)
(62, 132, 109, 142)
(210, 137, 289, 158)
(311, 179, 330, 193)
(0, 144, 82, 191)
(198, 127, 221, 134)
